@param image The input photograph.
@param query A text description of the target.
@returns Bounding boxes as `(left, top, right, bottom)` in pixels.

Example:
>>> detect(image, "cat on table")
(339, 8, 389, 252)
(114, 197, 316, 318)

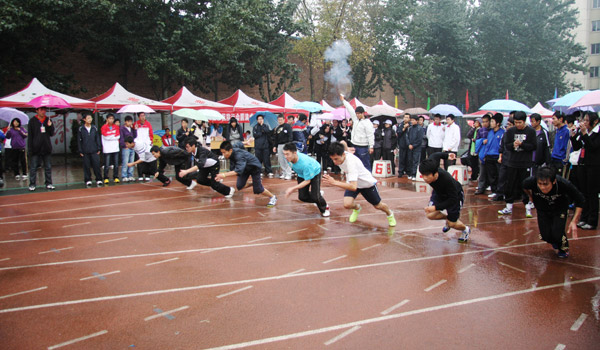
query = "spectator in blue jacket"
(475, 113, 504, 195)
(550, 111, 569, 173)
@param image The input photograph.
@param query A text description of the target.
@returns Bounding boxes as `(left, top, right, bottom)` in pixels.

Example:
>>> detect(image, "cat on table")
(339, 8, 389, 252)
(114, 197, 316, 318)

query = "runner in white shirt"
(323, 141, 396, 227)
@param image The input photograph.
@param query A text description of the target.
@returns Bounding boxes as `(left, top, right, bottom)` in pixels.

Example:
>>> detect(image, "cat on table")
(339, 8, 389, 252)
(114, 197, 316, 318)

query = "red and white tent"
(90, 82, 171, 110)
(369, 100, 403, 117)
(218, 89, 284, 122)
(269, 92, 308, 113)
(530, 102, 554, 117)
(348, 97, 370, 112)
(162, 86, 233, 112)
(0, 77, 95, 109)
(320, 100, 335, 112)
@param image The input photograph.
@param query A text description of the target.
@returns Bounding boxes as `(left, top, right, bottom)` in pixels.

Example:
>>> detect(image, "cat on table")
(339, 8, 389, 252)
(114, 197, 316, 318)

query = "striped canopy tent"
(162, 86, 233, 112)
(269, 92, 309, 114)
(90, 83, 171, 110)
(320, 100, 335, 112)
(0, 77, 95, 109)
(217, 89, 284, 123)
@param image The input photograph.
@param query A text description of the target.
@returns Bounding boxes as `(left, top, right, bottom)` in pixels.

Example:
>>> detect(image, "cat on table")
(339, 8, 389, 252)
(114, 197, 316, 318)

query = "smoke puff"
(324, 40, 352, 97)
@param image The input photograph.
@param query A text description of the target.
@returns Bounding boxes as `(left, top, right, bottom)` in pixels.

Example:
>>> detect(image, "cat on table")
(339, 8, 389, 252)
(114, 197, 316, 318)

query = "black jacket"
(274, 123, 293, 145)
(78, 125, 101, 154)
(158, 146, 191, 172)
(28, 115, 55, 155)
(191, 145, 219, 168)
(571, 128, 600, 166)
(523, 175, 585, 213)
(503, 126, 536, 168)
(534, 128, 551, 166)
(382, 126, 397, 150)
(176, 127, 190, 148)
(253, 123, 272, 149)
(396, 122, 410, 148)
(407, 124, 424, 149)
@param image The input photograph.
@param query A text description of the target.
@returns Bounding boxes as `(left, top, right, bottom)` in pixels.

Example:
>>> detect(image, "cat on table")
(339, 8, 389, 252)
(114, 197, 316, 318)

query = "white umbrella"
(117, 104, 156, 114)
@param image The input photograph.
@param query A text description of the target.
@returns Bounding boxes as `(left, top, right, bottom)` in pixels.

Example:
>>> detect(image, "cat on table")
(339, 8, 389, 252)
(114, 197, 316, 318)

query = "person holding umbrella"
(28, 107, 55, 191)
(5, 118, 28, 180)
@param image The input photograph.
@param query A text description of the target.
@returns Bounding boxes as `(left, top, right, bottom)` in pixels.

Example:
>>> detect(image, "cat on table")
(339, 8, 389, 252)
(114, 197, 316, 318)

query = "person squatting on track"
(216, 141, 278, 207)
(150, 145, 193, 187)
(420, 153, 471, 243)
(178, 138, 234, 197)
(323, 141, 396, 227)
(522, 166, 584, 258)
(124, 136, 167, 185)
(282, 142, 330, 217)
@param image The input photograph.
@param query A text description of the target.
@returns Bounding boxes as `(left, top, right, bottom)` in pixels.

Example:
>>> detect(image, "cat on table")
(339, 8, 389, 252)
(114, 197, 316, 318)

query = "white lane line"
(144, 306, 189, 321)
(230, 216, 251, 221)
(96, 237, 128, 244)
(322, 255, 347, 264)
(203, 276, 600, 350)
(317, 224, 329, 231)
(458, 263, 476, 274)
(9, 229, 41, 236)
(146, 257, 180, 266)
(108, 216, 134, 221)
(504, 239, 518, 246)
(286, 228, 308, 235)
(147, 229, 173, 235)
(38, 247, 73, 255)
(554, 344, 566, 350)
(217, 286, 253, 299)
(361, 243, 382, 251)
(523, 230, 533, 236)
(5, 233, 600, 274)
(0, 258, 10, 262)
(282, 269, 306, 276)
(497, 262, 526, 274)
(570, 313, 588, 331)
(424, 279, 447, 292)
(247, 236, 271, 243)
(62, 222, 91, 228)
(380, 299, 410, 315)
(324, 326, 361, 346)
(258, 212, 266, 217)
(47, 330, 108, 350)
(80, 271, 120, 281)
(392, 239, 414, 250)
(483, 250, 498, 259)
(0, 286, 47, 300)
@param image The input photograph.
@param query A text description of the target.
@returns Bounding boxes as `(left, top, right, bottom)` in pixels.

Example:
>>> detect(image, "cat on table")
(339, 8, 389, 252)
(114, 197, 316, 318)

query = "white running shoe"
(322, 205, 331, 217)
(284, 175, 292, 180)
(458, 226, 471, 243)
(267, 195, 277, 207)
(225, 186, 235, 198)
(186, 181, 198, 190)
(86, 181, 92, 187)
(138, 177, 143, 182)
(268, 173, 274, 178)
(498, 207, 512, 215)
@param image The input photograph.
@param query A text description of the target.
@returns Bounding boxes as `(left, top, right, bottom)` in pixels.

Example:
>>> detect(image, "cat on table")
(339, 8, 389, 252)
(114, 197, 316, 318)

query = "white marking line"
(230, 216, 251, 221)
(570, 313, 588, 331)
(204, 277, 600, 350)
(62, 222, 90, 228)
(380, 299, 410, 315)
(146, 257, 180, 266)
(523, 229, 533, 236)
(0, 286, 47, 300)
(392, 239, 414, 250)
(504, 239, 518, 246)
(458, 263, 476, 274)
(555, 344, 566, 350)
(424, 279, 447, 292)
(322, 255, 347, 264)
(108, 216, 134, 221)
(38, 247, 73, 255)
(80, 271, 120, 281)
(247, 236, 271, 243)
(201, 249, 215, 254)
(361, 243, 382, 252)
(0, 258, 9, 262)
(9, 229, 41, 235)
(483, 250, 498, 259)
(147, 229, 173, 235)
(144, 306, 189, 321)
(258, 212, 266, 217)
(497, 262, 526, 274)
(287, 228, 308, 235)
(96, 237, 128, 244)
(283, 269, 306, 276)
(324, 326, 361, 346)
(317, 224, 329, 231)
(47, 330, 108, 350)
(217, 286, 253, 299)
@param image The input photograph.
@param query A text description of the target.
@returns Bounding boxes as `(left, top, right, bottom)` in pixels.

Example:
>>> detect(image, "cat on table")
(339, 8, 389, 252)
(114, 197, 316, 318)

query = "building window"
(594, 0, 600, 9)
(592, 43, 600, 54)
(594, 20, 600, 31)
(590, 66, 599, 78)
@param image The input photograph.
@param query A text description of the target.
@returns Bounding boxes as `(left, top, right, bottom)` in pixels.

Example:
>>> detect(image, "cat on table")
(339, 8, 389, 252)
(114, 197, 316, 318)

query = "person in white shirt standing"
(323, 141, 396, 227)
(101, 114, 121, 183)
(341, 96, 374, 171)
(426, 114, 445, 158)
(442, 114, 461, 169)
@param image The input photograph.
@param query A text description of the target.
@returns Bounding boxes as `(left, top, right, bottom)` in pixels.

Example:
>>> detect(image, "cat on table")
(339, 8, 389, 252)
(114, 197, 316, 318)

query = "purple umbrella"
(28, 94, 71, 109)
(0, 107, 29, 125)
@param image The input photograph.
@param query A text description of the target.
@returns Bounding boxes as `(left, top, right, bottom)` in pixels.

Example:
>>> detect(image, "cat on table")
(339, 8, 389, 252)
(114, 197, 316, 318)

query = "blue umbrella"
(293, 101, 323, 113)
(429, 104, 463, 116)
(250, 111, 278, 129)
(549, 90, 592, 113)
(479, 99, 532, 113)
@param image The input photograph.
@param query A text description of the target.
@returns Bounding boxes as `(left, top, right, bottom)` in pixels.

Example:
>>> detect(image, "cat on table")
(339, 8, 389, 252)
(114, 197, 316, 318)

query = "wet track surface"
(1, 176, 599, 349)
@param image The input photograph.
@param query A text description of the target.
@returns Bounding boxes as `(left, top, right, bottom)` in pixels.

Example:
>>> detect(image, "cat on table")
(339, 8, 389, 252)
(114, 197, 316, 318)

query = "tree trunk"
(309, 62, 315, 101)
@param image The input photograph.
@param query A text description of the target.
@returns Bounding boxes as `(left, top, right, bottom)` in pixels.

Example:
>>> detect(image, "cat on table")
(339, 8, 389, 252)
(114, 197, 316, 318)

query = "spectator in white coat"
(442, 114, 461, 169)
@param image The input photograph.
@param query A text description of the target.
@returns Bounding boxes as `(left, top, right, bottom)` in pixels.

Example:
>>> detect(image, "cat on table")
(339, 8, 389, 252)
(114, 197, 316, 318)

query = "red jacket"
(134, 119, 154, 144)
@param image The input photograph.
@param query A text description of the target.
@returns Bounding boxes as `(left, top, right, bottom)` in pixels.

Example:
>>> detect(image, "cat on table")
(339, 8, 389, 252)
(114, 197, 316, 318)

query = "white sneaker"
(128, 177, 135, 182)
(46, 184, 55, 190)
(458, 226, 471, 243)
(321, 205, 330, 217)
(526, 208, 533, 218)
(279, 173, 285, 179)
(225, 186, 235, 198)
(97, 180, 103, 187)
(186, 181, 198, 190)
(29, 185, 35, 191)
(15, 175, 20, 180)
(122, 177, 129, 183)
(284, 175, 292, 180)
(145, 177, 151, 182)
(86, 181, 92, 187)
(320, 190, 324, 197)
(138, 177, 143, 182)
(267, 195, 277, 207)
(268, 173, 274, 178)
(498, 207, 512, 215)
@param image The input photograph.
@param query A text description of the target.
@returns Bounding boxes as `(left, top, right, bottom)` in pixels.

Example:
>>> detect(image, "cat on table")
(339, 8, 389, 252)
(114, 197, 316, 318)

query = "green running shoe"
(349, 205, 361, 223)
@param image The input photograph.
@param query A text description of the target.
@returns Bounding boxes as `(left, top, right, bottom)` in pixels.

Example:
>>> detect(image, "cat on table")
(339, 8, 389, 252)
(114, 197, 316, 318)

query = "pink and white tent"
(530, 102, 554, 117)
(348, 97, 370, 112)
(269, 92, 308, 113)
(218, 89, 284, 122)
(0, 77, 95, 109)
(369, 100, 403, 116)
(90, 83, 171, 110)
(320, 100, 335, 112)
(162, 87, 233, 112)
